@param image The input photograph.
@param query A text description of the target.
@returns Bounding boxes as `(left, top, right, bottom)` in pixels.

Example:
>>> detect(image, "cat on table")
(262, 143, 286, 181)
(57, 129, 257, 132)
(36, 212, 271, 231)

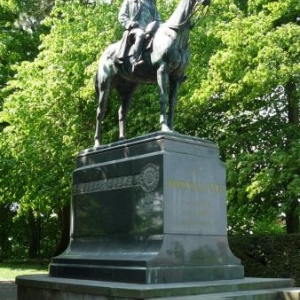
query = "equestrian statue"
(94, 0, 210, 147)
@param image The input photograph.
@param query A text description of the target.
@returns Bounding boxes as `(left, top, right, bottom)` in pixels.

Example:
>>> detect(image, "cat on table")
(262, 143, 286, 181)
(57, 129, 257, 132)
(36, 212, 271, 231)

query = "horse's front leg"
(168, 78, 181, 131)
(117, 83, 138, 140)
(118, 104, 126, 140)
(157, 63, 171, 132)
(118, 100, 130, 140)
(94, 106, 102, 147)
(94, 93, 108, 147)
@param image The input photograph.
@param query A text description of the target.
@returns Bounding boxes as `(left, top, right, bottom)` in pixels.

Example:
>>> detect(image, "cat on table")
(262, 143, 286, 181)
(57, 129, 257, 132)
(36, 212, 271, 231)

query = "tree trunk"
(285, 81, 299, 234)
(28, 209, 40, 258)
(53, 203, 70, 256)
(286, 206, 299, 234)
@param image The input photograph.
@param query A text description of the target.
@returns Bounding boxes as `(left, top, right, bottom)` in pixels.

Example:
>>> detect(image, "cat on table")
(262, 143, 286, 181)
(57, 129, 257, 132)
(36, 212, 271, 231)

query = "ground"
(0, 281, 16, 300)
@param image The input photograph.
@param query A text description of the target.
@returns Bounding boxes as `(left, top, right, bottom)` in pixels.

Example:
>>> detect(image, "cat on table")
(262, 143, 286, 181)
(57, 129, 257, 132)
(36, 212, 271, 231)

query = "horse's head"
(189, 0, 210, 29)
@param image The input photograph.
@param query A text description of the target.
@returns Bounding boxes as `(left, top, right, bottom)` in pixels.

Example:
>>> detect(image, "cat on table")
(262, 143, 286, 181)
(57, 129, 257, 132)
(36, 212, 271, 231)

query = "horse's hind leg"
(157, 63, 171, 132)
(117, 83, 138, 140)
(94, 71, 111, 147)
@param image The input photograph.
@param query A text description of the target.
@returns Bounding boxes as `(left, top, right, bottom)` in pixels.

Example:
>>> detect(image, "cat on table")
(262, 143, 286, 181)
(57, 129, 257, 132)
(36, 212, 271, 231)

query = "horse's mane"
(103, 41, 120, 61)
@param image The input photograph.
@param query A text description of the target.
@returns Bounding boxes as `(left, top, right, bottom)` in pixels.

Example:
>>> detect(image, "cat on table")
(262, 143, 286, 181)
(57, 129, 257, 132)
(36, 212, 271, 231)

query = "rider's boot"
(131, 33, 145, 72)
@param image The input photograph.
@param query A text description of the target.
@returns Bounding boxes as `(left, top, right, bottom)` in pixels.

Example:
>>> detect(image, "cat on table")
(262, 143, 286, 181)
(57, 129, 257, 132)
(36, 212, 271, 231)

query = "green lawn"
(0, 262, 48, 281)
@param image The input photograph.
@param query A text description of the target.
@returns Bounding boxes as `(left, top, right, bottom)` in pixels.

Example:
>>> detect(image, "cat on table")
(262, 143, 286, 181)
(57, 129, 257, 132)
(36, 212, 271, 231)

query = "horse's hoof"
(94, 140, 101, 148)
(161, 124, 172, 132)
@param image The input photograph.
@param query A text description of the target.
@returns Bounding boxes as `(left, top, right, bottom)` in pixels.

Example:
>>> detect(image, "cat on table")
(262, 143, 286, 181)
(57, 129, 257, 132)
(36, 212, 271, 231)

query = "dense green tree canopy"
(0, 0, 54, 108)
(0, 0, 55, 258)
(180, 0, 300, 233)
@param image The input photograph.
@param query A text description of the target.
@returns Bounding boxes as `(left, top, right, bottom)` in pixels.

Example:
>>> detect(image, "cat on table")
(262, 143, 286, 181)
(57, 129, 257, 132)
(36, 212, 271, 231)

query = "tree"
(178, 0, 300, 233)
(0, 0, 54, 108)
(0, 0, 56, 258)
(0, 0, 124, 257)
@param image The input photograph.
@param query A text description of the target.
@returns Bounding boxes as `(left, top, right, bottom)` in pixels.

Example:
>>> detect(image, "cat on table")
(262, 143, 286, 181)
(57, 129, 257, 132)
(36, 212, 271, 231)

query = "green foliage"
(0, 0, 123, 258)
(178, 0, 300, 233)
(229, 234, 300, 286)
(1, 1, 118, 205)
(0, 0, 54, 105)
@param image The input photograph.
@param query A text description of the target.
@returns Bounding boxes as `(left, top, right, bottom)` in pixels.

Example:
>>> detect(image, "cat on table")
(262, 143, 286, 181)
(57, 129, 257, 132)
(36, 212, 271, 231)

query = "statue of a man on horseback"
(116, 0, 162, 71)
(94, 0, 210, 147)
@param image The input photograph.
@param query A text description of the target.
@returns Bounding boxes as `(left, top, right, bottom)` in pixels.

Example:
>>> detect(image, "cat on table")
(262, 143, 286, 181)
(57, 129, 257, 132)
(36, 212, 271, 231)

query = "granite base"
(16, 275, 297, 300)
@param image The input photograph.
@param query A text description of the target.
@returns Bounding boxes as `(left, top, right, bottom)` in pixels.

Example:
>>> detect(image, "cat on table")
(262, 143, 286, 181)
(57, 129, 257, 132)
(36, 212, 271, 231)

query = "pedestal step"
(16, 275, 296, 300)
(167, 289, 300, 300)
(176, 289, 300, 300)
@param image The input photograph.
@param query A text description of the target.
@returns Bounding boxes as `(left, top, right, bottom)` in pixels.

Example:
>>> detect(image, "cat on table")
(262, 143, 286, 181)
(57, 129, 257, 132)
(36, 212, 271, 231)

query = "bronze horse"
(94, 0, 210, 146)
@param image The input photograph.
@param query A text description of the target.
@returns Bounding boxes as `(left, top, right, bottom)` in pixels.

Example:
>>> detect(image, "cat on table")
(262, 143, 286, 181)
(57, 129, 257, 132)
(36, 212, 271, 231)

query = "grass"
(0, 262, 48, 281)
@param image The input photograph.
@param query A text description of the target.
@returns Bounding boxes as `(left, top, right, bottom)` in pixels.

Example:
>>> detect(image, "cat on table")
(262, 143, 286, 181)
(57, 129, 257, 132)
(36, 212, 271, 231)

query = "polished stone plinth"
(16, 275, 297, 300)
(49, 132, 244, 283)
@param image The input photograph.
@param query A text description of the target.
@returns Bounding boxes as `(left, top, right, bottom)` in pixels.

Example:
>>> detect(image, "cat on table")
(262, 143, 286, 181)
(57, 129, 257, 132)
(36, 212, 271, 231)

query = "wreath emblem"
(140, 163, 160, 192)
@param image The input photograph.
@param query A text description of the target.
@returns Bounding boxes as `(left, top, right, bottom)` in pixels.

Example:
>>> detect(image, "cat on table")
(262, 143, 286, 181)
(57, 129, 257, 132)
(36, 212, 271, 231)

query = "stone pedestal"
(49, 132, 243, 283)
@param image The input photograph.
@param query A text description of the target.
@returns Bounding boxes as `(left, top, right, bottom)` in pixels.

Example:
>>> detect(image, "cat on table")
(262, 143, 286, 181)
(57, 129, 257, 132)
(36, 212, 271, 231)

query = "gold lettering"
(168, 180, 225, 194)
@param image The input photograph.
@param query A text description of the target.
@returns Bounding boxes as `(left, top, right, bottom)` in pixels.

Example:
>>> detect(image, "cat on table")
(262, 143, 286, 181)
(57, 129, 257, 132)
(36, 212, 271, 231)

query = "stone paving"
(0, 282, 16, 300)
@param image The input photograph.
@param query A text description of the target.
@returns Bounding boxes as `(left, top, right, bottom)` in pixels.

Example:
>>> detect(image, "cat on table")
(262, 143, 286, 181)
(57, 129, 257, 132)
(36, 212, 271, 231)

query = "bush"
(229, 234, 300, 286)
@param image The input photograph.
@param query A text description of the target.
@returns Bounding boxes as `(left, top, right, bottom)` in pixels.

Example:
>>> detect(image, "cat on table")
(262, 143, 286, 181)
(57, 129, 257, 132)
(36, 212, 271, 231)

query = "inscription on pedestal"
(167, 180, 226, 193)
(164, 154, 228, 235)
(73, 163, 160, 195)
